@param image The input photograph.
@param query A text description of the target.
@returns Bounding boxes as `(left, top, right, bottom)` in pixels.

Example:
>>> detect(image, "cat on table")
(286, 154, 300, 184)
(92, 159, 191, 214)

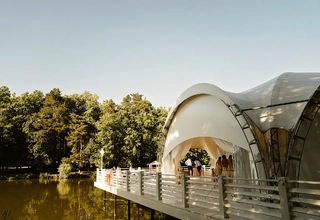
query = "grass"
(0, 173, 37, 181)
(0, 169, 95, 181)
(0, 210, 14, 220)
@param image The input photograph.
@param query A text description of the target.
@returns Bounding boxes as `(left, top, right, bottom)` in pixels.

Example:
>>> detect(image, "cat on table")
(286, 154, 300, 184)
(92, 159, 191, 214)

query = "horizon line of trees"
(0, 86, 169, 173)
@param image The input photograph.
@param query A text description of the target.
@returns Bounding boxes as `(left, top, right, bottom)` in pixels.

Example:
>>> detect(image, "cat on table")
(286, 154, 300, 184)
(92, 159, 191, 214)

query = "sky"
(1, 1, 320, 108)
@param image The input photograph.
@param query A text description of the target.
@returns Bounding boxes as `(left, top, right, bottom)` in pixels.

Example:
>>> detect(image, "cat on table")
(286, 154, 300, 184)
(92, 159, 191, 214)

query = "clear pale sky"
(1, 1, 319, 107)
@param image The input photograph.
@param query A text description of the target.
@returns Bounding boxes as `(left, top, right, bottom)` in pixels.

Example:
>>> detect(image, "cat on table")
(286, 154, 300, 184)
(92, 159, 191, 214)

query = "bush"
(58, 163, 72, 179)
(39, 172, 49, 180)
(7, 176, 16, 181)
(25, 173, 34, 179)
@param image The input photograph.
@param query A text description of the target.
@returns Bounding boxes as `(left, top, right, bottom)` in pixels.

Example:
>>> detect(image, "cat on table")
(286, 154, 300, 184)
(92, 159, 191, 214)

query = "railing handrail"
(95, 168, 320, 220)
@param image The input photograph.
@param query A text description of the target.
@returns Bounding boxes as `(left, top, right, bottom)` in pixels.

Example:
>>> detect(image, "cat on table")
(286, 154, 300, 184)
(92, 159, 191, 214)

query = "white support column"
(218, 176, 228, 218)
(181, 174, 189, 208)
(278, 177, 291, 220)
(156, 172, 162, 201)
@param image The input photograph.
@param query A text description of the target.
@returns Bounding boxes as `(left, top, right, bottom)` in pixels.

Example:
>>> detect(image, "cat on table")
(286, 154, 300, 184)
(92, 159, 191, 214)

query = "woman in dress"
(221, 155, 229, 177)
(215, 157, 222, 176)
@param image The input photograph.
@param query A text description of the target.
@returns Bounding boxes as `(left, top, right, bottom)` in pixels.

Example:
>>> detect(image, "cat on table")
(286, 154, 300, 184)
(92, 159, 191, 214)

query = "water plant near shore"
(0, 210, 14, 220)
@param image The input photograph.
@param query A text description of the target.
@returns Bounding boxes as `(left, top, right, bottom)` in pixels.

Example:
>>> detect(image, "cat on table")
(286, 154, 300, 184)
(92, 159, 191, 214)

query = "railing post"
(116, 170, 121, 189)
(110, 171, 114, 186)
(156, 172, 162, 200)
(101, 169, 105, 183)
(218, 176, 228, 218)
(125, 170, 130, 192)
(181, 174, 189, 208)
(278, 177, 291, 220)
(138, 171, 144, 195)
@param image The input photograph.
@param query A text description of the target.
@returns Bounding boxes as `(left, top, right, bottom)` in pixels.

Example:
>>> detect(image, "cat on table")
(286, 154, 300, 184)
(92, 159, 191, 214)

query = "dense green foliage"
(0, 86, 169, 173)
(58, 163, 72, 179)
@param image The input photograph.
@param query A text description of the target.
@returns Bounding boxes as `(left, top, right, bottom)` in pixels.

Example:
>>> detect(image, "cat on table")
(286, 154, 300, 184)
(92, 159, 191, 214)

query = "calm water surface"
(0, 179, 174, 220)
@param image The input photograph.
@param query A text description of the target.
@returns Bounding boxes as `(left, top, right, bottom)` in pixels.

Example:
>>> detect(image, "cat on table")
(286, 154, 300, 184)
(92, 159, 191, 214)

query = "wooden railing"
(95, 169, 320, 219)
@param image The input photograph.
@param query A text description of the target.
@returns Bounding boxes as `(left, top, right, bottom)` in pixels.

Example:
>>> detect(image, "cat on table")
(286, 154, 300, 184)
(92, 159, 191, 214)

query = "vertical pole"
(113, 194, 117, 220)
(218, 176, 228, 218)
(127, 200, 130, 220)
(150, 208, 154, 220)
(125, 170, 130, 192)
(278, 177, 291, 220)
(156, 172, 162, 200)
(181, 174, 189, 208)
(138, 171, 144, 195)
(103, 191, 107, 219)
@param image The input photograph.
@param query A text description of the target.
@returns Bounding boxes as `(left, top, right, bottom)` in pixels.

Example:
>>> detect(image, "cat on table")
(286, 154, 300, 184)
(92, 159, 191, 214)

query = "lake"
(0, 178, 175, 220)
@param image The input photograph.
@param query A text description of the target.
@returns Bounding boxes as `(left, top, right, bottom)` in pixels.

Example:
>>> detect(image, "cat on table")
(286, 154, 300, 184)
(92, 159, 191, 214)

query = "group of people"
(185, 158, 203, 176)
(214, 155, 234, 178)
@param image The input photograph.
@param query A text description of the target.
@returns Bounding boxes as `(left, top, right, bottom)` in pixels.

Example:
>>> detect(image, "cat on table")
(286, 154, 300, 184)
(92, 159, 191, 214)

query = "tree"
(181, 148, 211, 165)
(65, 92, 101, 171)
(25, 89, 70, 172)
(10, 91, 44, 169)
(96, 99, 121, 168)
(0, 86, 13, 170)
(0, 85, 169, 172)
(96, 94, 169, 168)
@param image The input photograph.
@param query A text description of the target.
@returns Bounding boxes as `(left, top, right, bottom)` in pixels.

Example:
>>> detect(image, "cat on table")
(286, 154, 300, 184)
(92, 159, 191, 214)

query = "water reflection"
(0, 179, 176, 220)
(57, 180, 70, 198)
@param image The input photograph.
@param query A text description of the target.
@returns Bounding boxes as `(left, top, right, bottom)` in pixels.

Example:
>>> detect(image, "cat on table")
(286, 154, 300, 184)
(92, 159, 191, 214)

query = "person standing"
(221, 155, 229, 177)
(194, 159, 202, 176)
(228, 155, 234, 171)
(215, 157, 222, 176)
(185, 158, 193, 176)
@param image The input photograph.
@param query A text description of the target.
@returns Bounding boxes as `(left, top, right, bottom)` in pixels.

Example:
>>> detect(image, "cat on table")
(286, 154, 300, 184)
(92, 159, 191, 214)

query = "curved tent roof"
(226, 72, 320, 131)
(162, 84, 249, 159)
(164, 72, 320, 136)
(161, 72, 320, 179)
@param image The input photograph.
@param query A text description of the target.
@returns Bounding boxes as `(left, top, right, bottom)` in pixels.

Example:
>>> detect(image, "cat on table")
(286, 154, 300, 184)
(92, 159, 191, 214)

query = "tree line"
(0, 86, 169, 173)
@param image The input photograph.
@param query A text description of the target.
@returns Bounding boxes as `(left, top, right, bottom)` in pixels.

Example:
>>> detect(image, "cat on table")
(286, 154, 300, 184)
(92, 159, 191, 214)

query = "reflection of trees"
(3, 179, 175, 220)
(56, 180, 70, 199)
(22, 180, 32, 185)
(20, 180, 65, 220)
(21, 191, 48, 220)
(62, 180, 106, 220)
(64, 180, 177, 220)
(38, 179, 49, 184)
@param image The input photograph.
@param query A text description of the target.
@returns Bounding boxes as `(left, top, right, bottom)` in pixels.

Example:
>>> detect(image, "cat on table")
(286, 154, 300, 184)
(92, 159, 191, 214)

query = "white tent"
(161, 72, 320, 180)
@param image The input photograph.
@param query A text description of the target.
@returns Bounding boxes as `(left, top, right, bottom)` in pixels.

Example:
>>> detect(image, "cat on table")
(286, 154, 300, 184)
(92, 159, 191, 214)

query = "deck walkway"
(95, 181, 224, 220)
(94, 169, 320, 220)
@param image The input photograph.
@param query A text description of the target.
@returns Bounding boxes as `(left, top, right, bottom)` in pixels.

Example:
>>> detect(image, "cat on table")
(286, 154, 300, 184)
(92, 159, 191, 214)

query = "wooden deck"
(94, 169, 320, 220)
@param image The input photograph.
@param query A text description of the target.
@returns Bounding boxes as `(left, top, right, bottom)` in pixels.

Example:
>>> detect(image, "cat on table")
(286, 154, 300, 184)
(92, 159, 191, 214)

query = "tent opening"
(162, 136, 257, 180)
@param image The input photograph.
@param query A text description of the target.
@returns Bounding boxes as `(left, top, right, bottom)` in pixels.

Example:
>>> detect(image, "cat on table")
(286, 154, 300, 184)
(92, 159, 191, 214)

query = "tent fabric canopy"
(161, 72, 320, 179)
(226, 72, 320, 131)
